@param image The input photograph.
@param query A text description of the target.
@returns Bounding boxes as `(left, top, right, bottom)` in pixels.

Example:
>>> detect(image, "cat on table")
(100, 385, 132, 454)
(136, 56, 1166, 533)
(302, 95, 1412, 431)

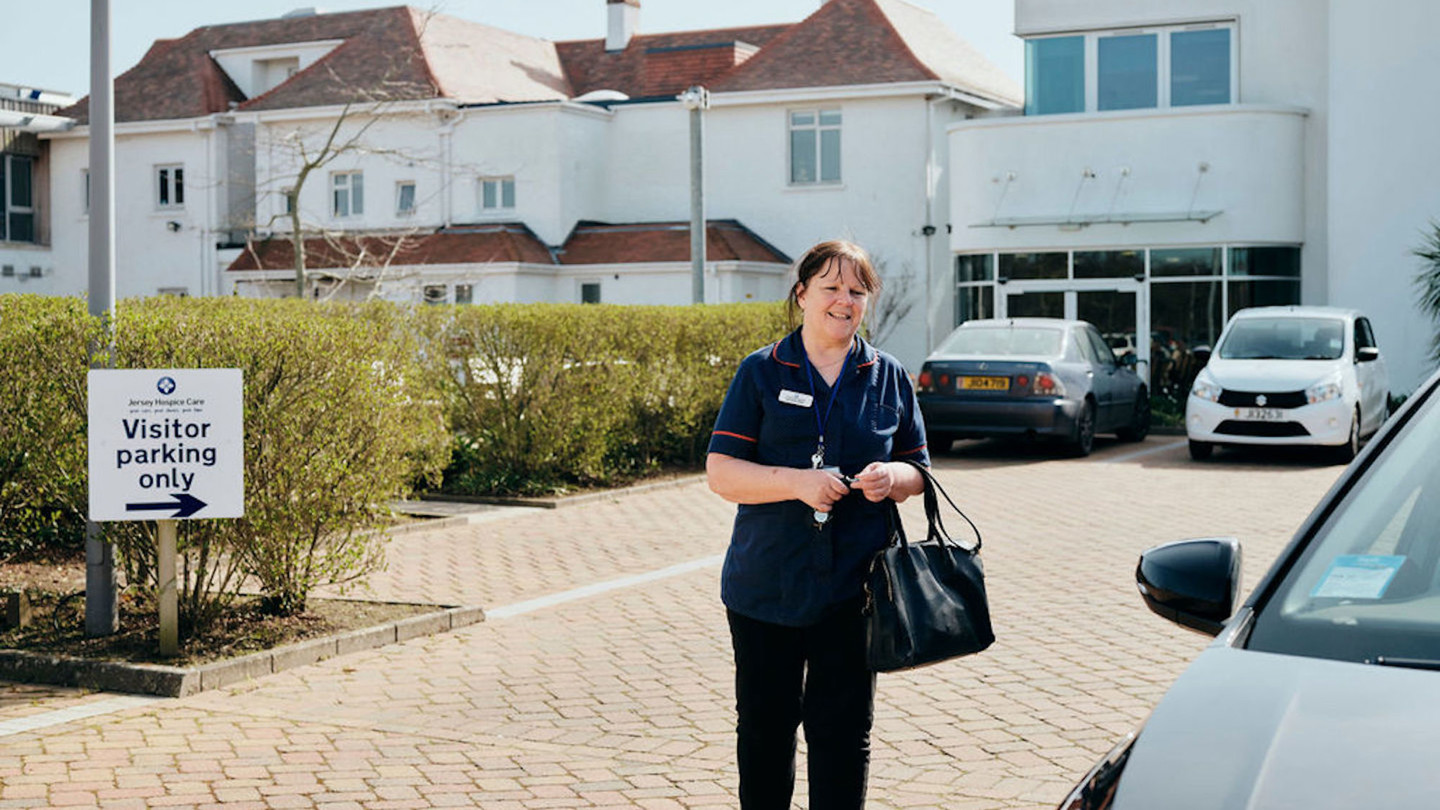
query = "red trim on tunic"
(770, 342, 801, 368)
(713, 430, 758, 443)
(895, 444, 927, 456)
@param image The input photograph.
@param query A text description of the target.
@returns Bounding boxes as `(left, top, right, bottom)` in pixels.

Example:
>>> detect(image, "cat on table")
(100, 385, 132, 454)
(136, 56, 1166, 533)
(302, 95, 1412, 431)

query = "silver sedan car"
(1060, 367, 1440, 809)
(916, 318, 1150, 456)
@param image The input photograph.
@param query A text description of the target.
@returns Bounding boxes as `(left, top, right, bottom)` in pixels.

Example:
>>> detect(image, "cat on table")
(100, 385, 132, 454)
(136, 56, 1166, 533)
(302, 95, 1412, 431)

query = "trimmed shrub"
(428, 302, 784, 495)
(0, 295, 99, 557)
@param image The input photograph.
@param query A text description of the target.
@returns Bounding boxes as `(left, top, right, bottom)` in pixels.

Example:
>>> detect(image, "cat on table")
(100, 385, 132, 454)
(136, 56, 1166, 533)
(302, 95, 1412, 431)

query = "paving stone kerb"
(0, 605, 484, 697)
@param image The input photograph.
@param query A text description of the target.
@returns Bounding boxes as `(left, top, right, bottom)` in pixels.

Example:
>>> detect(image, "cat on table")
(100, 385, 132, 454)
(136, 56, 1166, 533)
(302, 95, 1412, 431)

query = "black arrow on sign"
(125, 493, 208, 519)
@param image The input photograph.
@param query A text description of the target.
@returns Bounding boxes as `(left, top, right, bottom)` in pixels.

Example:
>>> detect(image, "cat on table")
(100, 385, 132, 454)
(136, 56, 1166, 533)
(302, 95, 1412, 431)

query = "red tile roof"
(557, 220, 790, 265)
(60, 7, 568, 124)
(713, 0, 1019, 104)
(555, 26, 791, 100)
(226, 224, 555, 272)
(65, 1, 1017, 124)
(226, 220, 789, 272)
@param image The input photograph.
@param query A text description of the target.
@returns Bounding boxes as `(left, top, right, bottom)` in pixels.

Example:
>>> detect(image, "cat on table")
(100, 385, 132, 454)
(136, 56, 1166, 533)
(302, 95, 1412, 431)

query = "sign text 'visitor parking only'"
(88, 369, 244, 521)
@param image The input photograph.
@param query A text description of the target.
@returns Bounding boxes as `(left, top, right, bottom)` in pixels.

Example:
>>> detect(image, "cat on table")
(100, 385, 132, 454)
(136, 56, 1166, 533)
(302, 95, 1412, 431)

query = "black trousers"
(727, 599, 876, 810)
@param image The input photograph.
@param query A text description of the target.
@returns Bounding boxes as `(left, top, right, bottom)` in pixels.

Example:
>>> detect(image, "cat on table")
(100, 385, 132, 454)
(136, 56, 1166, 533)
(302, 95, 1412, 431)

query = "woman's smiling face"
(797, 257, 870, 345)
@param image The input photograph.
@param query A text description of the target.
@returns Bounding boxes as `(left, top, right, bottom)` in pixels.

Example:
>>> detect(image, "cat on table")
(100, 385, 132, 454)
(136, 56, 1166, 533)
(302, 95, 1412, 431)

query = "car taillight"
(918, 369, 933, 392)
(939, 374, 951, 390)
(1033, 372, 1066, 397)
(1015, 374, 1029, 389)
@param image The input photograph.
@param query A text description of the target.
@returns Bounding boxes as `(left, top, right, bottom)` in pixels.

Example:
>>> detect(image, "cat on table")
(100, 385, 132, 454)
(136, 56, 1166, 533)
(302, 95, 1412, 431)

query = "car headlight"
(1306, 378, 1343, 405)
(1190, 374, 1221, 403)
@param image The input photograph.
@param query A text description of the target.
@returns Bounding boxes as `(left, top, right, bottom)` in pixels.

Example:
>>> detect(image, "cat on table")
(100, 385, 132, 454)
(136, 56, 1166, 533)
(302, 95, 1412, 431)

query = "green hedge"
(0, 295, 98, 556)
(424, 302, 785, 495)
(0, 295, 782, 624)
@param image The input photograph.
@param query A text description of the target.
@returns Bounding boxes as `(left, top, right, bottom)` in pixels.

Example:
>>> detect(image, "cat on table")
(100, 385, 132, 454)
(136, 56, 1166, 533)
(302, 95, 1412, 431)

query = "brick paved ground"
(0, 437, 1344, 808)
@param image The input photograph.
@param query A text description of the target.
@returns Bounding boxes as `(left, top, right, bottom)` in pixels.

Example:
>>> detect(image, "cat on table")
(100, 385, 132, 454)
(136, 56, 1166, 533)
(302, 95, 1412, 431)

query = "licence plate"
(1238, 407, 1285, 421)
(960, 375, 1009, 391)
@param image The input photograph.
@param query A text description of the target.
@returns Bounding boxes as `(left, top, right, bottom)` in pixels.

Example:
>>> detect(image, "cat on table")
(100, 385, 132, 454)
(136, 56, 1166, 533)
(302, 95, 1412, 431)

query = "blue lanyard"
(803, 342, 853, 467)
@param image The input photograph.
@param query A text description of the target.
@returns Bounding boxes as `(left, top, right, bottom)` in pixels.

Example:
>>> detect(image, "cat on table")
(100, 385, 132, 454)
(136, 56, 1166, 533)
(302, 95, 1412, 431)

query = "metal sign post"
(88, 369, 244, 656)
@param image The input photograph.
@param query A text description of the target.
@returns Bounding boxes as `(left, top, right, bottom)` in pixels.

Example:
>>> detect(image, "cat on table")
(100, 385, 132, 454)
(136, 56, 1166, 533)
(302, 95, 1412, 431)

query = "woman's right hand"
(793, 468, 851, 513)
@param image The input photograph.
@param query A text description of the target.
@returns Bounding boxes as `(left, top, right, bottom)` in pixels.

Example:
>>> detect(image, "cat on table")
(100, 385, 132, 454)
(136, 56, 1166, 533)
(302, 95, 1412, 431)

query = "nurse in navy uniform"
(707, 240, 929, 809)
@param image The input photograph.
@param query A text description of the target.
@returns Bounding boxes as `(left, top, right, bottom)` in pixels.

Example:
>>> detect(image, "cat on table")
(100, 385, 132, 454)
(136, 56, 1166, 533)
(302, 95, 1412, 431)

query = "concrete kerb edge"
(0, 602, 488, 698)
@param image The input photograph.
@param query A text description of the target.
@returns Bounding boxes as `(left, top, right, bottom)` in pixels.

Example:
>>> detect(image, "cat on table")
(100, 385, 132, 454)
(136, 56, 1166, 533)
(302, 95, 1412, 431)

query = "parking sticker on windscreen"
(1311, 554, 1406, 599)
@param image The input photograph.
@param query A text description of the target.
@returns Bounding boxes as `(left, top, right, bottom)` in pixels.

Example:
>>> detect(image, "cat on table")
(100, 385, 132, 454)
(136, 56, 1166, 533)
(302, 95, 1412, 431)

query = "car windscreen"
(936, 326, 1063, 357)
(1247, 385, 1440, 664)
(1217, 317, 1345, 360)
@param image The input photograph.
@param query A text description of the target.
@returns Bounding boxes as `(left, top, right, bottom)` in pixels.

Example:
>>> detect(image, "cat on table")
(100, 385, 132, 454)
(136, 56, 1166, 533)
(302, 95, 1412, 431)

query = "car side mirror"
(1356, 346, 1380, 363)
(1136, 537, 1241, 637)
(1120, 352, 1138, 368)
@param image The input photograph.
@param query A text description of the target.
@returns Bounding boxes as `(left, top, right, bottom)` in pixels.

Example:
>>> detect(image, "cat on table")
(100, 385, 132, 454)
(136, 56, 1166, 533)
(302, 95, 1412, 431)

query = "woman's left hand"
(851, 461, 897, 502)
(851, 461, 926, 503)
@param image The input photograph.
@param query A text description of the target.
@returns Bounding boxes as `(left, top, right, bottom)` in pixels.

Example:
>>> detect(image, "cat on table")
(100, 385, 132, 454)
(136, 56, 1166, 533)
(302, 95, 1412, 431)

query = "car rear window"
(1217, 317, 1345, 360)
(938, 326, 1063, 356)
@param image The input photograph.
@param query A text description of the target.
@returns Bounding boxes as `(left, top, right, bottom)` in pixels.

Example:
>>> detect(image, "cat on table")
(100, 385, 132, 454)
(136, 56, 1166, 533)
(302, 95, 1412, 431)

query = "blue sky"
(1, 0, 1020, 99)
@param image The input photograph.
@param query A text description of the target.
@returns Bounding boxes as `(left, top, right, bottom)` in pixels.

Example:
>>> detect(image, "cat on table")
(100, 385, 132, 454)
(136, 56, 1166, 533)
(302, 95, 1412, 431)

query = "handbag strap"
(898, 459, 982, 552)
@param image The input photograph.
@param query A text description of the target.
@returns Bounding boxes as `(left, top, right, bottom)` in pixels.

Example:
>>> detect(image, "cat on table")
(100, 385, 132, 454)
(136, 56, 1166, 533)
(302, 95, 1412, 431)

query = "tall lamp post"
(679, 85, 709, 304)
(87, 0, 118, 636)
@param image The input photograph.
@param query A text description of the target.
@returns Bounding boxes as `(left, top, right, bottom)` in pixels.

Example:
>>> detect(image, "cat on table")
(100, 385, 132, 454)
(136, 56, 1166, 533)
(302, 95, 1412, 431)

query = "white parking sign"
(88, 369, 244, 521)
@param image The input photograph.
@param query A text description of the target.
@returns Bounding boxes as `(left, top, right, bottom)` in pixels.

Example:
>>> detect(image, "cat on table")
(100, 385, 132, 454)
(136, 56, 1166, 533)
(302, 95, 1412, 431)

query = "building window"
(422, 284, 447, 305)
(2, 154, 36, 242)
(1026, 23, 1233, 115)
(156, 164, 184, 209)
(0, 265, 12, 277)
(1171, 28, 1232, 107)
(789, 109, 841, 185)
(157, 286, 189, 297)
(1098, 34, 1158, 111)
(396, 181, 416, 216)
(281, 188, 295, 215)
(1025, 36, 1084, 115)
(478, 177, 514, 212)
(454, 283, 473, 304)
(82, 169, 90, 215)
(331, 171, 363, 218)
(581, 281, 601, 304)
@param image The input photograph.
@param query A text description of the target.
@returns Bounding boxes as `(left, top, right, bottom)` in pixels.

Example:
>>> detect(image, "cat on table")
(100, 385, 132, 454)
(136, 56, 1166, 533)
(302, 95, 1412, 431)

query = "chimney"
(606, 0, 639, 52)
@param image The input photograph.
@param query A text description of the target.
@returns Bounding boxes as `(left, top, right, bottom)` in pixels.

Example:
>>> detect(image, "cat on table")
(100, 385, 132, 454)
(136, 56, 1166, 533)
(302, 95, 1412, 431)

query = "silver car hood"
(1114, 645, 1440, 809)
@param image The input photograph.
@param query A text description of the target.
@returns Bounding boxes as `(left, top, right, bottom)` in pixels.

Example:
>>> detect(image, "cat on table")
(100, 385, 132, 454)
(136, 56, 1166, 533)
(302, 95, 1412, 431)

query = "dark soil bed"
(1, 551, 438, 668)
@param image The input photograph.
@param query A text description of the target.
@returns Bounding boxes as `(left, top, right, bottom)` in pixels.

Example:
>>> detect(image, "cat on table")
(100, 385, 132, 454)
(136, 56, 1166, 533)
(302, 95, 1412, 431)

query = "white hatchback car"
(1186, 306, 1388, 462)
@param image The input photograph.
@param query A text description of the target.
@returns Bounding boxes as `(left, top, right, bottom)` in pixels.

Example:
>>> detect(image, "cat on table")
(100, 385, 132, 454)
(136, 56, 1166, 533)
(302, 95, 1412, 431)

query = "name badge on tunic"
(778, 389, 814, 408)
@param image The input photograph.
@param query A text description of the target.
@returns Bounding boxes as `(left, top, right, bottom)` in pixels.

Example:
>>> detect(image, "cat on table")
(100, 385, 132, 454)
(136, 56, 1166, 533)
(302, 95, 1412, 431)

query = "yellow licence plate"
(959, 375, 1009, 391)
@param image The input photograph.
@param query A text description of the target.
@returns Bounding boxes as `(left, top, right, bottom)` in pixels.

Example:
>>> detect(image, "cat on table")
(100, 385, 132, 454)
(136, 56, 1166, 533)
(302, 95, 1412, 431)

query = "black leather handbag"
(863, 461, 993, 672)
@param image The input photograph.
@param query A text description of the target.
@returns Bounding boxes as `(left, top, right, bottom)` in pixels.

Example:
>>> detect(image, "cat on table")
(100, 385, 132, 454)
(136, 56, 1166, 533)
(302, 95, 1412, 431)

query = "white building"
(0, 83, 75, 294)
(950, 0, 1440, 394)
(39, 0, 1020, 368)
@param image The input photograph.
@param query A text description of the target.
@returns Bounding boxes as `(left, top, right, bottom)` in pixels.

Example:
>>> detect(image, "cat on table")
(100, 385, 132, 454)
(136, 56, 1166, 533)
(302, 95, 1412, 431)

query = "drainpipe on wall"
(922, 94, 937, 354)
(437, 107, 461, 228)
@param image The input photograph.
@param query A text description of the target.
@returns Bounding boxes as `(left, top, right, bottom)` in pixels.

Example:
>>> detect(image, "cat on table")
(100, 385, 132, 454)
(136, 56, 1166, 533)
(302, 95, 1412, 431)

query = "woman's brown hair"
(784, 240, 882, 329)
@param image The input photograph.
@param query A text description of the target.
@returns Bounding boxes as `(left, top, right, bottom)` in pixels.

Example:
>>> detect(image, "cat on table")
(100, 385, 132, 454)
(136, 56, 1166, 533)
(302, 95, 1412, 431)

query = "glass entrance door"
(1001, 282, 1148, 383)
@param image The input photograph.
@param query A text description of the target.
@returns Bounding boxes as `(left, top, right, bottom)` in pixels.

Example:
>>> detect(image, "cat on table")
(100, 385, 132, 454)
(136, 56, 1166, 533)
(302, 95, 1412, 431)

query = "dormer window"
(254, 57, 300, 96)
(209, 39, 344, 99)
(1025, 22, 1235, 116)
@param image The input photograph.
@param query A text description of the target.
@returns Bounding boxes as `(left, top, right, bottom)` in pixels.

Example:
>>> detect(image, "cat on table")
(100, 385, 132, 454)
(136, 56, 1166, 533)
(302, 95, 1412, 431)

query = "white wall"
(253, 110, 446, 236)
(47, 127, 219, 298)
(1327, 0, 1440, 391)
(949, 105, 1306, 251)
(448, 105, 567, 244)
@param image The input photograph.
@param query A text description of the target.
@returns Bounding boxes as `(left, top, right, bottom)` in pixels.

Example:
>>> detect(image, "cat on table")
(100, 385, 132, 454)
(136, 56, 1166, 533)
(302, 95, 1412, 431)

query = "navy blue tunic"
(708, 329, 929, 627)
